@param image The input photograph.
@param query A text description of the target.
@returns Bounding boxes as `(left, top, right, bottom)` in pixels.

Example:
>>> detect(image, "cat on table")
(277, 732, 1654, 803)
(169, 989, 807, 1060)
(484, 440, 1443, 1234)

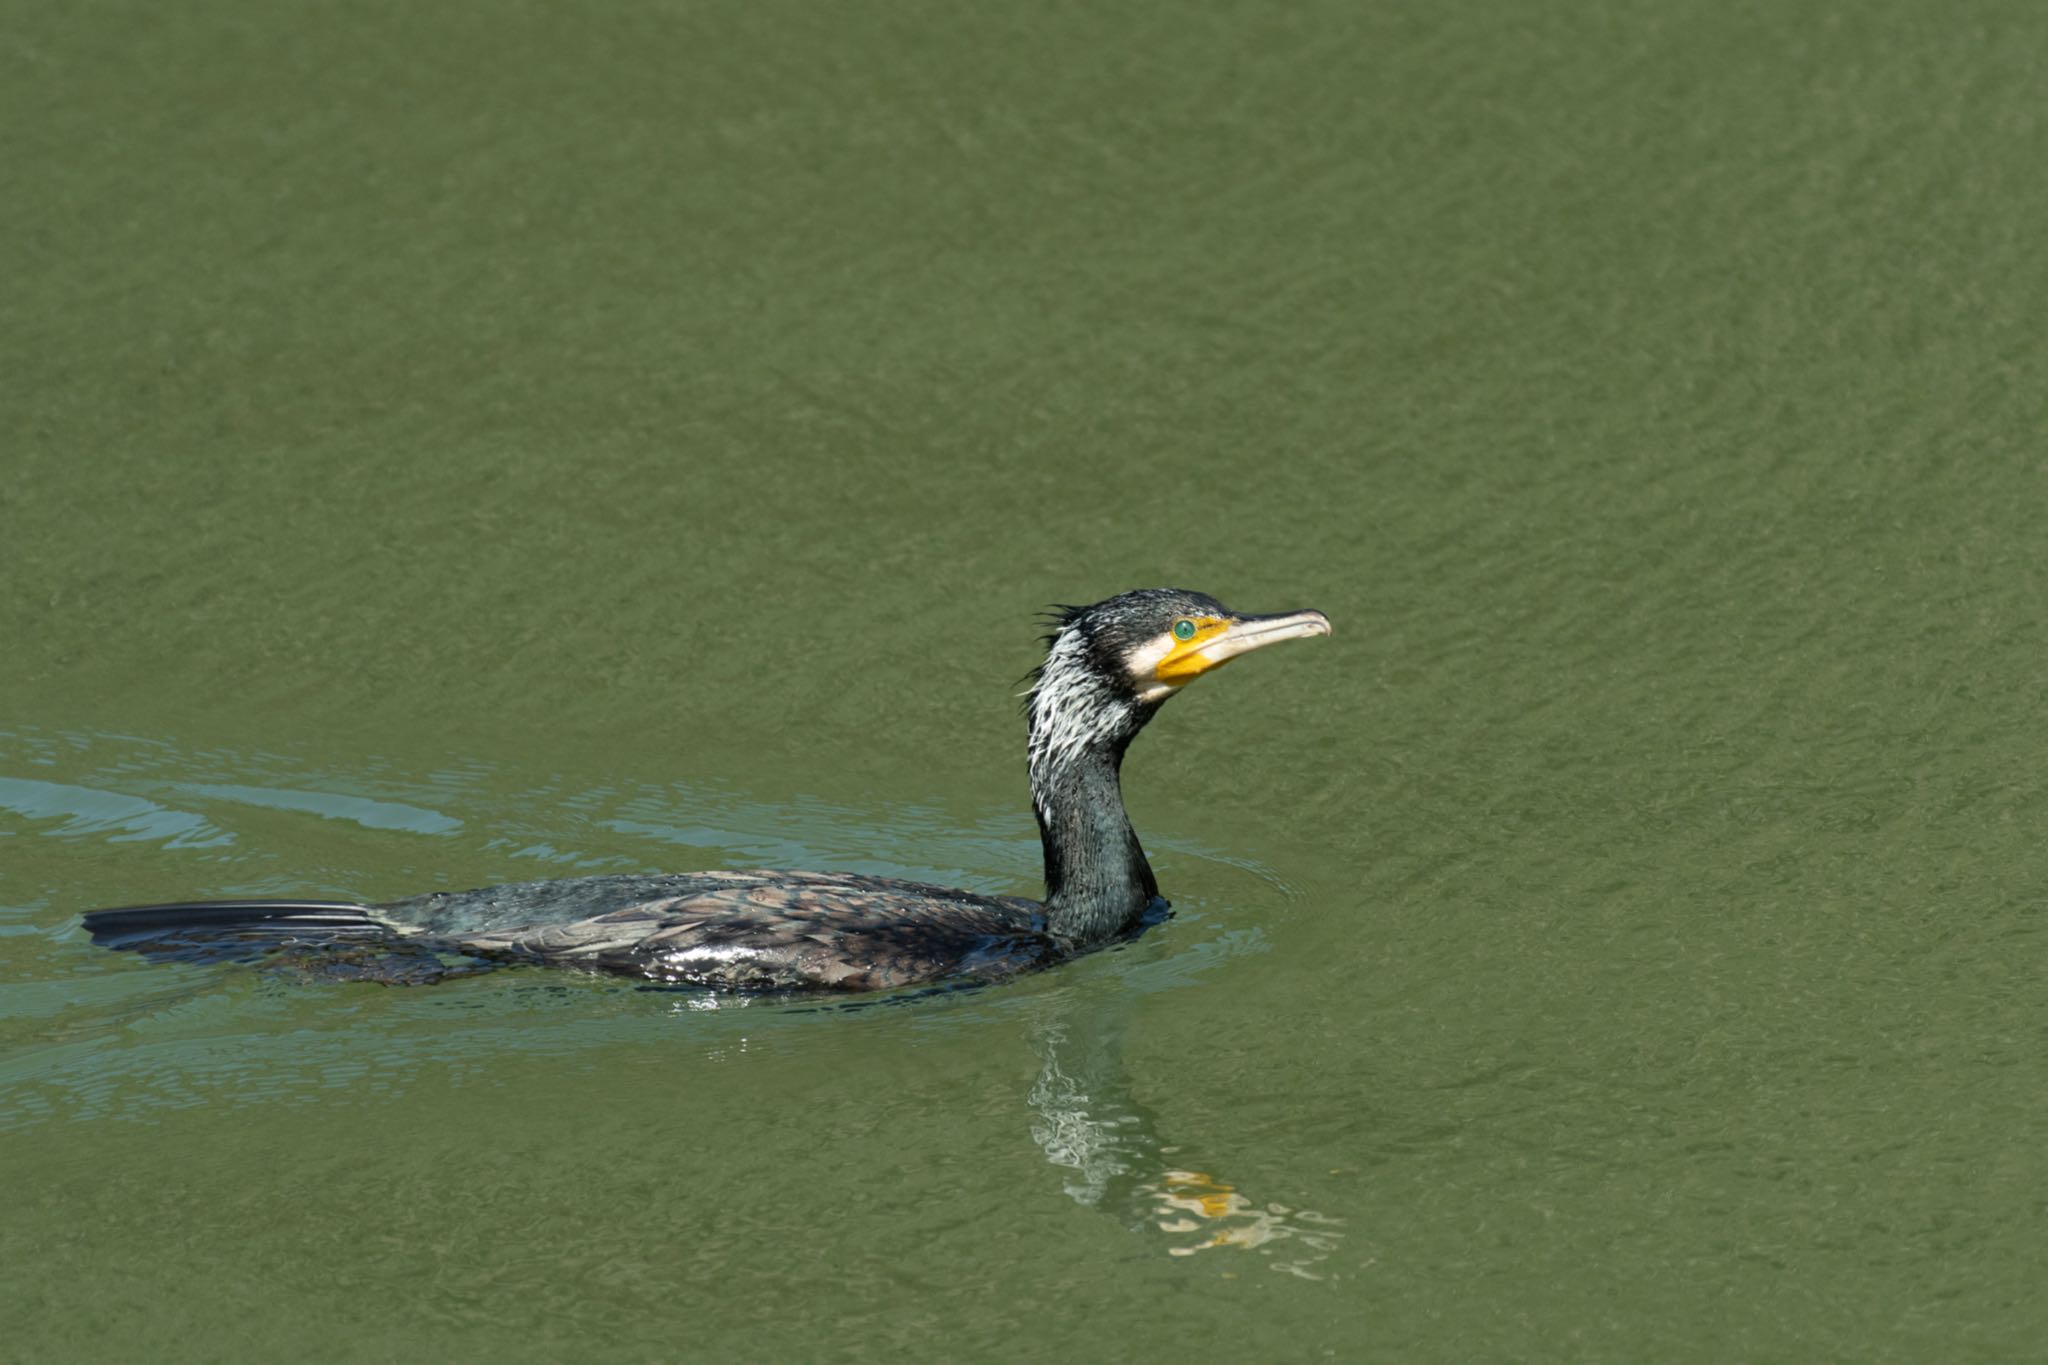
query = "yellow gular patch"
(1154, 616, 1233, 685)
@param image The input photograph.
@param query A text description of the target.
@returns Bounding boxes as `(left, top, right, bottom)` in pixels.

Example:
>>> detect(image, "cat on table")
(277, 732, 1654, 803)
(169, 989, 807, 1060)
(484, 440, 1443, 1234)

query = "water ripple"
(0, 776, 230, 848)
(176, 782, 462, 835)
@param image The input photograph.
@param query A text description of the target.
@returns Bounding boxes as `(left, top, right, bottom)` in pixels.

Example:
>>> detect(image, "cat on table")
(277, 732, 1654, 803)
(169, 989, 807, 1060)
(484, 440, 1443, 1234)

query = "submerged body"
(87, 872, 1073, 991)
(82, 589, 1328, 992)
(394, 870, 1064, 990)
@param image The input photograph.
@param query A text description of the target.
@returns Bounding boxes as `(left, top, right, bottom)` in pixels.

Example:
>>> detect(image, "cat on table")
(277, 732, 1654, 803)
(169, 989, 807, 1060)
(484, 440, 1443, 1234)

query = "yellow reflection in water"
(1150, 1168, 1346, 1278)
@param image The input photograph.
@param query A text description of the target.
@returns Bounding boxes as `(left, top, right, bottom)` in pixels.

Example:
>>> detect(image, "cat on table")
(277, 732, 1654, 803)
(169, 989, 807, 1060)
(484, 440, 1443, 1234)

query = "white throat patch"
(1120, 633, 1179, 704)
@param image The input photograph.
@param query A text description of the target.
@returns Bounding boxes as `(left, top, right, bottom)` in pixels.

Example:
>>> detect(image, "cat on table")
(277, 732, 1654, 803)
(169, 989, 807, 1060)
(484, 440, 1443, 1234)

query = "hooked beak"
(1152, 608, 1333, 693)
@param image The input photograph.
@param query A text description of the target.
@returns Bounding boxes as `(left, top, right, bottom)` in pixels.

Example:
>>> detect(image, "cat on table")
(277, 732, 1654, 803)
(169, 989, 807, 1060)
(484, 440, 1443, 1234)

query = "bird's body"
(82, 589, 1329, 993)
(389, 870, 1058, 991)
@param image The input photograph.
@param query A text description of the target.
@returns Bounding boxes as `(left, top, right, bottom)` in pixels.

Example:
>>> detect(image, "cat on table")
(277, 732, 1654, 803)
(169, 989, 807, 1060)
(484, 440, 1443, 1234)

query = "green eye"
(1172, 619, 1197, 641)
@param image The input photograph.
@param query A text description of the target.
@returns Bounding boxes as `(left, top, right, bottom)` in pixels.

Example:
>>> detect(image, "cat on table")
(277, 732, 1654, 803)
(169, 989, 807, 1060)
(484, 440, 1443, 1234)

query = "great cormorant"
(81, 589, 1330, 991)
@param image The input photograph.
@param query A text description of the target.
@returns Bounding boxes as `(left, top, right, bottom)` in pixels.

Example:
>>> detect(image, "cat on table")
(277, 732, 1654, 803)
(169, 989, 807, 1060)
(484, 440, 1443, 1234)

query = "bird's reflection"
(70, 884, 1345, 1276)
(1022, 997, 1344, 1277)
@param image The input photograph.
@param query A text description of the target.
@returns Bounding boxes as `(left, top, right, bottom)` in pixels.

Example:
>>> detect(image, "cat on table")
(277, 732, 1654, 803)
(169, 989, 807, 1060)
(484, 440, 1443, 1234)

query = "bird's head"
(1025, 588, 1332, 782)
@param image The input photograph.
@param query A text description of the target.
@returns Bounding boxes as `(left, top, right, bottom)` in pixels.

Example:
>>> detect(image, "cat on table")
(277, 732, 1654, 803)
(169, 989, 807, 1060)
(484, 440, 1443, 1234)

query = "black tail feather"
(83, 899, 387, 967)
(79, 898, 497, 983)
(82, 899, 382, 939)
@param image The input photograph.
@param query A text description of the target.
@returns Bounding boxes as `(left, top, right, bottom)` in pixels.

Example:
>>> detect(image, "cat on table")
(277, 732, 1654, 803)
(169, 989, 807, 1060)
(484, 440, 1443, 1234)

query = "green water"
(5, 0, 2045, 1357)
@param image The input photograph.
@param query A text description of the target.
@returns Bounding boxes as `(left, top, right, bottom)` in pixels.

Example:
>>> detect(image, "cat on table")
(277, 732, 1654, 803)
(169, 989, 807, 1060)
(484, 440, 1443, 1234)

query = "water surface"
(5, 0, 2045, 1358)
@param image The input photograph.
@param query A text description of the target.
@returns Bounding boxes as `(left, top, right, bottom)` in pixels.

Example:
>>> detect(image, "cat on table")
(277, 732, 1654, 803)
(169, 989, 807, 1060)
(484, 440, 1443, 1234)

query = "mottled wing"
(384, 872, 770, 938)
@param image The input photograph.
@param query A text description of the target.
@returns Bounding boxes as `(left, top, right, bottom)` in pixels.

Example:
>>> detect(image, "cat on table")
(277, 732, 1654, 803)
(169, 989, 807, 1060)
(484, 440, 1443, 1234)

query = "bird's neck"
(1025, 631, 1164, 945)
(1030, 738, 1159, 946)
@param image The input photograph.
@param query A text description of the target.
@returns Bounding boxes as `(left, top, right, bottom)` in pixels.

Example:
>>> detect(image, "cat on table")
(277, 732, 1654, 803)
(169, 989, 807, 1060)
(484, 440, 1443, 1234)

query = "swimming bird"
(81, 589, 1330, 992)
